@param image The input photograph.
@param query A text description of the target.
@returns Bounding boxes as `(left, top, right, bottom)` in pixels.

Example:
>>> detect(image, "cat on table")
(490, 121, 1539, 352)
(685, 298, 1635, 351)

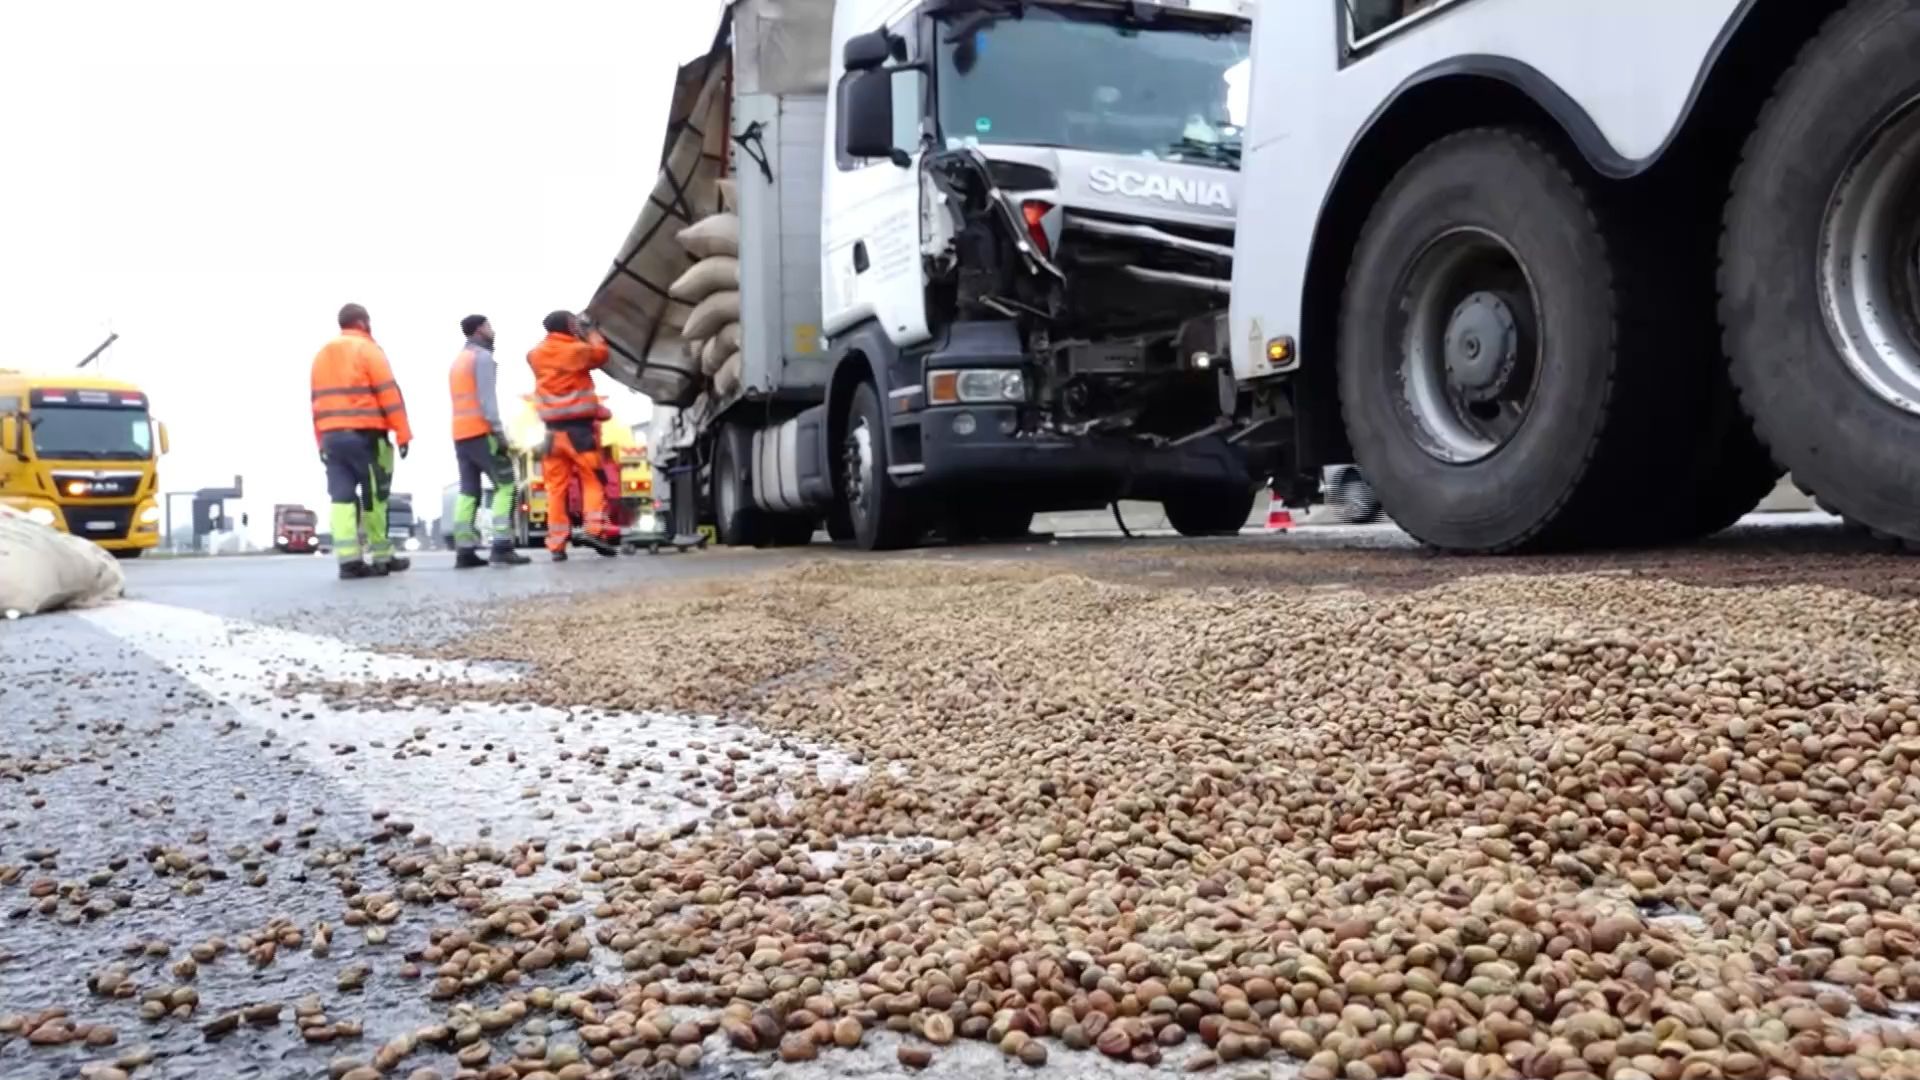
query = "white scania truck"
(587, 0, 1266, 550)
(1231, 0, 1920, 551)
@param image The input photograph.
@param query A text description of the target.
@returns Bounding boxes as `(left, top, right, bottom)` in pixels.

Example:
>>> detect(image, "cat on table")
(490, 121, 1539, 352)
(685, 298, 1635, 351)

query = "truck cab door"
(0, 402, 24, 491)
(823, 7, 931, 350)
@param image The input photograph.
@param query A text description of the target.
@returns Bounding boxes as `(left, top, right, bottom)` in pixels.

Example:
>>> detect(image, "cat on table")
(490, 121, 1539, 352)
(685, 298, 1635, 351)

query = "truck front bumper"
(6, 497, 160, 550)
(895, 405, 1251, 507)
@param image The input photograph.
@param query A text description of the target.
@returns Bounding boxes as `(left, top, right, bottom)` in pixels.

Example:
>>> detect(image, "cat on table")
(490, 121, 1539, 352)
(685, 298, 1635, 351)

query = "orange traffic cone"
(1265, 489, 1294, 532)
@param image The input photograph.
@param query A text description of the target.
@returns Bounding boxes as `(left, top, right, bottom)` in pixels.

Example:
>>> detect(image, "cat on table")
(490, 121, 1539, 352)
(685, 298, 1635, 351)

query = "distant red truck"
(273, 503, 318, 554)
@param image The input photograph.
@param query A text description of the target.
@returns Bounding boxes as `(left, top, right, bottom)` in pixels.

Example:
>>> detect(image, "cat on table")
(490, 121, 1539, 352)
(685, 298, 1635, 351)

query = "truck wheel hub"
(1397, 228, 1541, 464)
(1443, 291, 1519, 403)
(1819, 92, 1920, 417)
(843, 420, 874, 523)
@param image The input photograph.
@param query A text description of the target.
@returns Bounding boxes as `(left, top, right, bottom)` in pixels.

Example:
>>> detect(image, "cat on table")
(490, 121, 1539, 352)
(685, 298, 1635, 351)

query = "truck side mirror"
(157, 420, 170, 455)
(841, 68, 899, 161)
(843, 30, 893, 71)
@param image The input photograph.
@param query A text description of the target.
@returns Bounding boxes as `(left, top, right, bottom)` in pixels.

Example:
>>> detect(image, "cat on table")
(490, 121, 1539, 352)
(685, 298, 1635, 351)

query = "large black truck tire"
(711, 423, 764, 547)
(836, 382, 920, 551)
(1338, 128, 1681, 553)
(1641, 372, 1782, 543)
(1721, 0, 1920, 548)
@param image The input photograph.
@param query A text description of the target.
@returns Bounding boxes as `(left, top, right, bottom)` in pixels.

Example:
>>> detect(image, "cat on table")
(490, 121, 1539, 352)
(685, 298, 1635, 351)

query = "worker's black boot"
(578, 534, 620, 558)
(338, 561, 376, 580)
(549, 549, 568, 563)
(489, 545, 530, 567)
(454, 549, 487, 570)
(385, 557, 412, 574)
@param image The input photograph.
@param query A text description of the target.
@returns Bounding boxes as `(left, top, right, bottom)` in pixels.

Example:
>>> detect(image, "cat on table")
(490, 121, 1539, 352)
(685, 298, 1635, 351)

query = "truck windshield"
(284, 511, 316, 527)
(28, 405, 153, 461)
(936, 6, 1250, 168)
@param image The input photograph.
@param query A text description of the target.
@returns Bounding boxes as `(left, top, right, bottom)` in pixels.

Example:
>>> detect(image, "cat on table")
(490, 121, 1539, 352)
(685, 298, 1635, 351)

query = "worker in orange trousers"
(527, 310, 617, 561)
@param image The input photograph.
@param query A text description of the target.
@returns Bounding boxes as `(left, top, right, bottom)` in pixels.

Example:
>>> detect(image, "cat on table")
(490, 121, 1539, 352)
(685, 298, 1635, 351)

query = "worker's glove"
(398, 443, 410, 460)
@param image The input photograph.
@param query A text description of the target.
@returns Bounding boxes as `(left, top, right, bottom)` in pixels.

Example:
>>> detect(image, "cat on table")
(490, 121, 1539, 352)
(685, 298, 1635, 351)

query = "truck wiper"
(1167, 136, 1240, 166)
(940, 0, 1024, 44)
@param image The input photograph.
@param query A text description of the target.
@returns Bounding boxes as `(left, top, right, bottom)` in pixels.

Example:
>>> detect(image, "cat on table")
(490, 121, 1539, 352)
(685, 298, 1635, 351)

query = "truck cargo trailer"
(585, 0, 1276, 550)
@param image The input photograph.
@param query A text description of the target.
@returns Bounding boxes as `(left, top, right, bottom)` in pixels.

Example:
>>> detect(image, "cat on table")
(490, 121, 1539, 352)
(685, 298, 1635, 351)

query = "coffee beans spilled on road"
(11, 558, 1920, 1079)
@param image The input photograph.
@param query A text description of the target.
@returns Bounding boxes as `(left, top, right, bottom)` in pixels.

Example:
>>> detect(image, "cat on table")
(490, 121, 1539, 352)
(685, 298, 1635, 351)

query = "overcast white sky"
(0, 0, 720, 538)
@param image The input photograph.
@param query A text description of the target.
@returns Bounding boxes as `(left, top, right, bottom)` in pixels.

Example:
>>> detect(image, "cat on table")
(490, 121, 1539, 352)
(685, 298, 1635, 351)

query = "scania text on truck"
(1231, 0, 1920, 551)
(588, 0, 1274, 550)
(0, 371, 169, 557)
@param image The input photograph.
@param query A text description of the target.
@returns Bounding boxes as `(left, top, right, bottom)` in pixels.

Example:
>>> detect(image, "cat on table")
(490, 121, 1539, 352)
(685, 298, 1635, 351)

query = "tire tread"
(1339, 127, 1640, 553)
(1718, 0, 1920, 552)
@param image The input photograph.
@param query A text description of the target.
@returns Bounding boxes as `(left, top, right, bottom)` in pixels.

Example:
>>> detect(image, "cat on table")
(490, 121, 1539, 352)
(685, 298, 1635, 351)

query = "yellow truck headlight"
(139, 505, 161, 524)
(26, 507, 56, 527)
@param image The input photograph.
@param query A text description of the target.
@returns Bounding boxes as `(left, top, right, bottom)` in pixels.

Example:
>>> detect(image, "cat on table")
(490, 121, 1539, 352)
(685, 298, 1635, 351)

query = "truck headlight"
(928, 368, 1026, 405)
(404, 537, 421, 552)
(26, 507, 56, 527)
(278, 535, 290, 546)
(139, 505, 161, 524)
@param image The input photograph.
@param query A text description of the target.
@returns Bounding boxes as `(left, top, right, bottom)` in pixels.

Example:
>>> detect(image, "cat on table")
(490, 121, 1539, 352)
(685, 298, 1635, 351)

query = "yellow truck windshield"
(30, 403, 155, 460)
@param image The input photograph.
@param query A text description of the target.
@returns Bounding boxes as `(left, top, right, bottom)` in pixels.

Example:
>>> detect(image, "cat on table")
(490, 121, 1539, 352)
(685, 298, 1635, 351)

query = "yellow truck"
(0, 371, 169, 557)
(501, 396, 657, 547)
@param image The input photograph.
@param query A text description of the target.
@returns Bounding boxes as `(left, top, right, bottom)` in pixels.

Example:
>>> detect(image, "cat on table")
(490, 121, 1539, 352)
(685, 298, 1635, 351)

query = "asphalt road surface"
(3, 514, 1914, 1080)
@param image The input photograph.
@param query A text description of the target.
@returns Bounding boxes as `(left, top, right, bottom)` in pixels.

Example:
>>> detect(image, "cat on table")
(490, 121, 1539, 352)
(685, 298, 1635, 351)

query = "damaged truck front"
(587, 0, 1272, 550)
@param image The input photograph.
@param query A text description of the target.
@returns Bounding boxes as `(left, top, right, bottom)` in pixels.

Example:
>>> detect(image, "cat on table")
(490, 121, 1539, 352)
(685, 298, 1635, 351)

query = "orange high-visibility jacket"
(527, 332, 610, 424)
(310, 330, 412, 447)
(449, 341, 501, 442)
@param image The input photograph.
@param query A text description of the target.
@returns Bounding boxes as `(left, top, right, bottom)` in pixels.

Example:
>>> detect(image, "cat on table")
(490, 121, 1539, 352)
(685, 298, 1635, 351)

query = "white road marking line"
(77, 600, 858, 848)
(78, 599, 513, 690)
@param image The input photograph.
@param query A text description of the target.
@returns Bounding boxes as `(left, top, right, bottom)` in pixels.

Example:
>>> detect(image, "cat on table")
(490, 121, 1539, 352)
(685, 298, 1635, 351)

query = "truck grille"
(1061, 210, 1233, 278)
(51, 472, 144, 499)
(64, 505, 133, 540)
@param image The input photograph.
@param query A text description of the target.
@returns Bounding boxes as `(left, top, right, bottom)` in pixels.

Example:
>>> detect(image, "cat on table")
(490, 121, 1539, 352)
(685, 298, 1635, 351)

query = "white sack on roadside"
(718, 178, 739, 212)
(683, 290, 741, 341)
(699, 336, 723, 375)
(677, 213, 740, 259)
(0, 505, 125, 617)
(669, 256, 741, 302)
(713, 351, 743, 397)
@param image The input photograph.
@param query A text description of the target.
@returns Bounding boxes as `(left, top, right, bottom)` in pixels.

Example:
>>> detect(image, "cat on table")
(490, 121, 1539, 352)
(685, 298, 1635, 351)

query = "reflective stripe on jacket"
(311, 330, 412, 446)
(527, 332, 610, 424)
(449, 341, 497, 441)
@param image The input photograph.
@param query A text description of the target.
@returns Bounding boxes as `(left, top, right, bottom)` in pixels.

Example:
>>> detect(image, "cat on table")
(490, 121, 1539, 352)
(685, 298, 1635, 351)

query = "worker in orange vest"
(311, 303, 413, 579)
(527, 310, 617, 560)
(449, 315, 530, 569)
